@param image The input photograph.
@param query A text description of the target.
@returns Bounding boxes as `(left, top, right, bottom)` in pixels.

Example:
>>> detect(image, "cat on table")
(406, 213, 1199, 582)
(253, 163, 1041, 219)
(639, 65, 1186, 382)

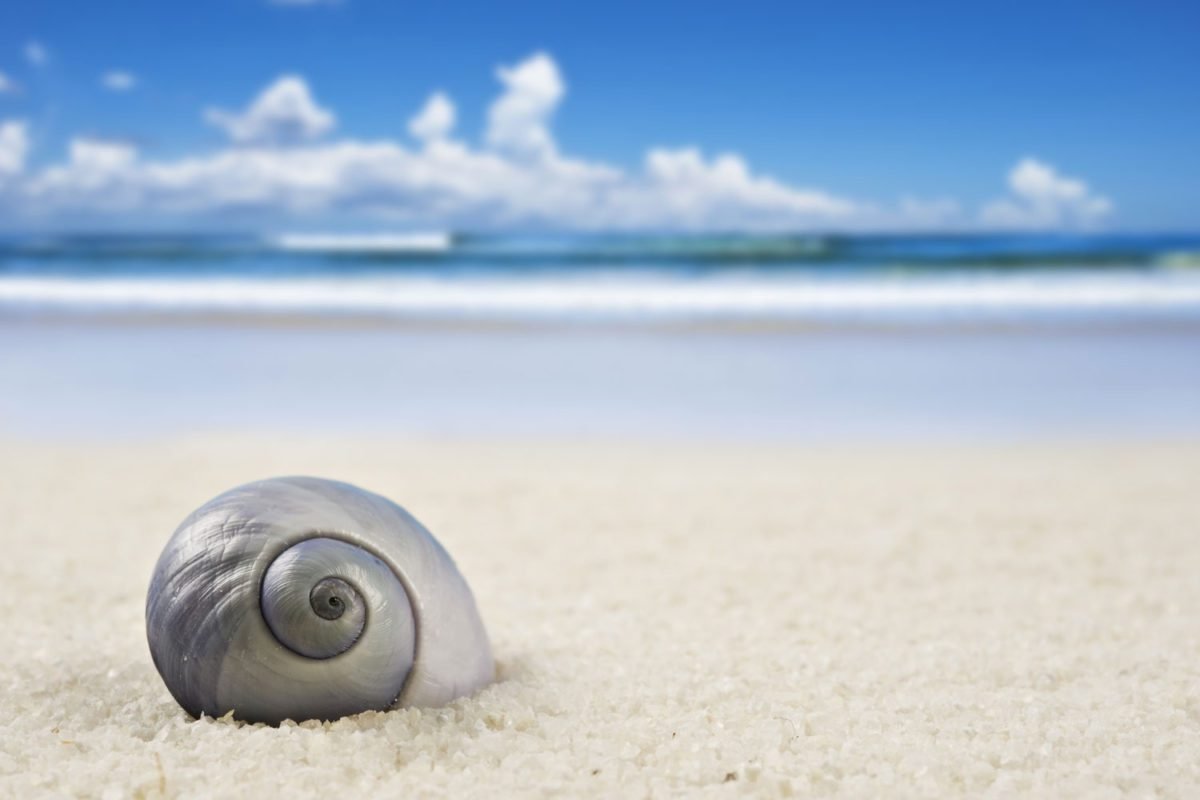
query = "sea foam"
(3, 270, 1200, 321)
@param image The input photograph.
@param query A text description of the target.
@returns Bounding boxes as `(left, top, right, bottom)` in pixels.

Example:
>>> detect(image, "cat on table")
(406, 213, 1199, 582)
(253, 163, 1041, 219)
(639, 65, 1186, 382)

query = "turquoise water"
(2, 233, 1200, 322)
(4, 232, 1199, 269)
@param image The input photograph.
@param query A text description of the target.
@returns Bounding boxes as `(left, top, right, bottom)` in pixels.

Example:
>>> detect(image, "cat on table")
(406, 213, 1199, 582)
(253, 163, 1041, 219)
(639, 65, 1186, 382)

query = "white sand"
(1, 437, 1199, 797)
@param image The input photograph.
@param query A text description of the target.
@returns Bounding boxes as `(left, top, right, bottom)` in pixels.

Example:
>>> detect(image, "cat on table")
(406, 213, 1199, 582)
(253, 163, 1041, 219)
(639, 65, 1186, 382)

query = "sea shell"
(145, 476, 493, 724)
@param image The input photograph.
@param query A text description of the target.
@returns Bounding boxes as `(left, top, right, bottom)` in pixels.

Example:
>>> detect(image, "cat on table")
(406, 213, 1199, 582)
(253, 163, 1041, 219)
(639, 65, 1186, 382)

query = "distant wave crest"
(273, 232, 453, 254)
(4, 271, 1200, 321)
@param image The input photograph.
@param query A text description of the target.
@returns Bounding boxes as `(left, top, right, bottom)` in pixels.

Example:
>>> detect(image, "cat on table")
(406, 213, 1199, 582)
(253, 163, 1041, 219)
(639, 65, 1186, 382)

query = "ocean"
(2, 232, 1200, 322)
(3, 232, 1199, 441)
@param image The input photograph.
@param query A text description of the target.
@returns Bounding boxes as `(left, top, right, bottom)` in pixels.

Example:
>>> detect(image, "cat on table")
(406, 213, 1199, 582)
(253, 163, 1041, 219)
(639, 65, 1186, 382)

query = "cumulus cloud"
(0, 54, 1116, 232)
(101, 71, 138, 92)
(980, 157, 1112, 228)
(9, 137, 855, 230)
(22, 138, 138, 213)
(598, 147, 856, 228)
(486, 52, 564, 160)
(24, 41, 49, 67)
(205, 75, 336, 144)
(69, 138, 139, 171)
(3, 54, 857, 229)
(0, 121, 29, 178)
(0, 72, 18, 94)
(408, 92, 456, 144)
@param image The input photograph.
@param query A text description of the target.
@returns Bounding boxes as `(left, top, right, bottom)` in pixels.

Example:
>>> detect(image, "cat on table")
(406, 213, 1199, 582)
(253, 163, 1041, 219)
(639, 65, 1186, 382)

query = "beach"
(3, 233, 1200, 796)
(3, 0, 1197, 791)
(4, 316, 1200, 442)
(1, 434, 1198, 796)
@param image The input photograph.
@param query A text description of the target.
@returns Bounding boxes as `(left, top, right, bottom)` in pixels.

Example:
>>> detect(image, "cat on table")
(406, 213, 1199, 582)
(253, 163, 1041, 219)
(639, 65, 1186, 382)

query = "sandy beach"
(3, 1, 1197, 793)
(2, 436, 1198, 796)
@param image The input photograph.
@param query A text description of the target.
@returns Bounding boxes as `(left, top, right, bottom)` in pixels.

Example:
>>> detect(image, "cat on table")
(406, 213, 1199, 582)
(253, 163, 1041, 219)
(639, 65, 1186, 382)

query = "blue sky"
(0, 0, 1197, 231)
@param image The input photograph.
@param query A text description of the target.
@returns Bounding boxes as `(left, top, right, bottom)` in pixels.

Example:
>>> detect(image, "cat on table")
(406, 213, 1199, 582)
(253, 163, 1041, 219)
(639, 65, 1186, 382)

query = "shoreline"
(9, 308, 1200, 336)
(4, 314, 1200, 443)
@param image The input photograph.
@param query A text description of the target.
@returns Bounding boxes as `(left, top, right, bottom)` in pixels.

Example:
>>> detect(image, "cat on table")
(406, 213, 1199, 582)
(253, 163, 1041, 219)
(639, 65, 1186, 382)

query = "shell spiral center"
(260, 537, 395, 659)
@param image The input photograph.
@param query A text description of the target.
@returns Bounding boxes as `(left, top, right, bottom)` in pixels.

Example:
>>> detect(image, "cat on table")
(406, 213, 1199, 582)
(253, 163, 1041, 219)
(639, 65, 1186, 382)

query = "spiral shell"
(145, 477, 493, 724)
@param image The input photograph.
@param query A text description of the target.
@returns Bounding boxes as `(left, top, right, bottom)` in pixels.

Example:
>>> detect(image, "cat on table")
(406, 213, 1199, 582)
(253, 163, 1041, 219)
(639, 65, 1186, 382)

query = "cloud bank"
(980, 158, 1112, 228)
(0, 53, 1111, 231)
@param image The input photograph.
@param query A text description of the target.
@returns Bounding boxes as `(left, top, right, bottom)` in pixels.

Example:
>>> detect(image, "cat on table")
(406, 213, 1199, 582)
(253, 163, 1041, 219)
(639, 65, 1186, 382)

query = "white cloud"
(8, 54, 857, 229)
(0, 72, 18, 94)
(24, 41, 49, 67)
(204, 75, 336, 144)
(11, 136, 856, 230)
(69, 138, 139, 171)
(0, 55, 1117, 232)
(408, 92, 456, 144)
(593, 147, 856, 229)
(980, 157, 1112, 229)
(0, 121, 29, 178)
(23, 138, 148, 214)
(28, 138, 138, 192)
(101, 71, 138, 92)
(486, 52, 564, 160)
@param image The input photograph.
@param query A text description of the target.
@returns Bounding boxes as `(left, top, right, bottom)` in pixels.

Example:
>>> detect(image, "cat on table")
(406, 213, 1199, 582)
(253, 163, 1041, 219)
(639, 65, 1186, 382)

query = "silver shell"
(145, 476, 493, 724)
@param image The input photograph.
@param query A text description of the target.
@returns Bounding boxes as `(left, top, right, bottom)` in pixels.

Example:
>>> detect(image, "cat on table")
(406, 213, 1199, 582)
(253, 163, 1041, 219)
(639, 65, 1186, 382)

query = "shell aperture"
(145, 477, 493, 724)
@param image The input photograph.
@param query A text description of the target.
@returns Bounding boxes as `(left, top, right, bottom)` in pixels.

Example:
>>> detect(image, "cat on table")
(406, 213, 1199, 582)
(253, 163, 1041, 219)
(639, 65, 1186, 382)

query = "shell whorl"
(145, 477, 493, 724)
(261, 538, 400, 660)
